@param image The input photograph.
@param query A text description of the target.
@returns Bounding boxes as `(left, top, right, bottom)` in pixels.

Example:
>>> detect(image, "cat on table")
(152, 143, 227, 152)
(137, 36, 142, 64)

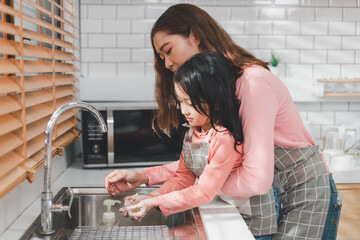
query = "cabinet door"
(336, 183, 360, 240)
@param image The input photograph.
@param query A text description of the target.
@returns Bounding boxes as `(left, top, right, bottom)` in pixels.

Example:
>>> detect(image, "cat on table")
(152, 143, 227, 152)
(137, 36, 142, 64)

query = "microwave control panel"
(82, 110, 108, 167)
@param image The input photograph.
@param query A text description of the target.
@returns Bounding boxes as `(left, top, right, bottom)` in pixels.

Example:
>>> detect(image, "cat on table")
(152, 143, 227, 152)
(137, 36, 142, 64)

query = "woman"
(106, 3, 336, 240)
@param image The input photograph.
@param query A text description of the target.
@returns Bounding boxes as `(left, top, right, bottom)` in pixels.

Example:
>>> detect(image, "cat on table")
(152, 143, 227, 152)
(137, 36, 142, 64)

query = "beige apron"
(273, 145, 330, 240)
(183, 127, 277, 236)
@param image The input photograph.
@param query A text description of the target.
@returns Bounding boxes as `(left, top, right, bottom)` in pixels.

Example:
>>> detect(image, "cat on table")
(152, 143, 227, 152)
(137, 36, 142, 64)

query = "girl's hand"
(120, 197, 158, 222)
(105, 169, 149, 196)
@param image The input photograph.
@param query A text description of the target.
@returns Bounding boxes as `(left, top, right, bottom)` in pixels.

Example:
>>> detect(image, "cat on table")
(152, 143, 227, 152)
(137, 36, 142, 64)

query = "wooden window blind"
(0, 0, 79, 198)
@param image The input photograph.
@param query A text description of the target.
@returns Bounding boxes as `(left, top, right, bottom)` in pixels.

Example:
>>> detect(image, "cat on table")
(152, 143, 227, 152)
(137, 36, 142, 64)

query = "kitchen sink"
(20, 187, 206, 240)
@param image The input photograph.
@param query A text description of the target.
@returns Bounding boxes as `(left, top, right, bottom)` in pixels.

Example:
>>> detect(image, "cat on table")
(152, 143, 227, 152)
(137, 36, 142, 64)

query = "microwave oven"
(81, 102, 187, 168)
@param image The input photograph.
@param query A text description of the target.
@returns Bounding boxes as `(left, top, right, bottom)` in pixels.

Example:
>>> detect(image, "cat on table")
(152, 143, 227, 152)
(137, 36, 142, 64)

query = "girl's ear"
(189, 30, 200, 47)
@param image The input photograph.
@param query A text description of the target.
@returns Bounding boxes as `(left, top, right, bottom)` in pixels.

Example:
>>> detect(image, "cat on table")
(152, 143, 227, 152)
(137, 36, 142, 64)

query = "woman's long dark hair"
(151, 3, 268, 135)
(174, 52, 243, 151)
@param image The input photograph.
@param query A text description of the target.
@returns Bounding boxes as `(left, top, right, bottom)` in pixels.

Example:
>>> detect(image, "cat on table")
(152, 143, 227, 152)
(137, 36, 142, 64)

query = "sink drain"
(69, 225, 170, 240)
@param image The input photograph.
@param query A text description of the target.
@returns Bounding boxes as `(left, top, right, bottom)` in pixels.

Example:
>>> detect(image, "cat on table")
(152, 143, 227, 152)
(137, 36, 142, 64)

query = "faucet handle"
(67, 187, 74, 219)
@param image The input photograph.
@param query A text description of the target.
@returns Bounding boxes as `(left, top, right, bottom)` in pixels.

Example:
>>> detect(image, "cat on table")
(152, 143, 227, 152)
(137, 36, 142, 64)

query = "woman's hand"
(120, 197, 158, 222)
(105, 169, 149, 196)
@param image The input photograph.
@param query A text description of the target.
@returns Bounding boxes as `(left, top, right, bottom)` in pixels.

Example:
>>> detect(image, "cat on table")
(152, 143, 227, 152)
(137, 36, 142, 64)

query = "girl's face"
(174, 83, 211, 132)
(153, 31, 200, 72)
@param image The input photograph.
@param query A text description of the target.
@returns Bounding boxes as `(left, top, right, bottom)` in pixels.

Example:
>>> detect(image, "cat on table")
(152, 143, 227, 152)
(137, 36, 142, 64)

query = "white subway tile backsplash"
(259, 8, 286, 20)
(218, 0, 245, 6)
(288, 7, 315, 20)
(259, 36, 286, 49)
(89, 34, 117, 48)
(146, 6, 168, 19)
(103, 0, 130, 4)
(313, 64, 341, 79)
(219, 21, 245, 34)
(81, 19, 102, 33)
(349, 102, 360, 110)
(232, 35, 258, 49)
(286, 64, 313, 79)
(356, 51, 360, 63)
(315, 8, 342, 21)
(301, 22, 328, 35)
(329, 22, 356, 35)
(117, 6, 145, 19)
(343, 8, 360, 21)
(341, 64, 360, 77)
(103, 49, 130, 62)
(328, 50, 355, 63)
(250, 49, 272, 61)
(118, 63, 145, 77)
(245, 21, 272, 34)
(273, 21, 300, 35)
(342, 36, 360, 49)
(118, 34, 145, 48)
(88, 5, 116, 19)
(81, 48, 102, 62)
(301, 0, 329, 7)
(275, 50, 300, 63)
(103, 20, 131, 33)
(244, 0, 272, 5)
(357, 22, 360, 34)
(330, 0, 357, 7)
(335, 111, 360, 125)
(132, 20, 156, 33)
(314, 36, 341, 49)
(287, 36, 313, 49)
(80, 5, 87, 19)
(203, 7, 230, 21)
(89, 63, 117, 76)
(81, 63, 88, 77)
(145, 63, 155, 77)
(132, 49, 154, 62)
(80, 34, 88, 48)
(275, 0, 299, 5)
(308, 111, 335, 124)
(300, 50, 327, 63)
(322, 102, 349, 111)
(231, 7, 258, 20)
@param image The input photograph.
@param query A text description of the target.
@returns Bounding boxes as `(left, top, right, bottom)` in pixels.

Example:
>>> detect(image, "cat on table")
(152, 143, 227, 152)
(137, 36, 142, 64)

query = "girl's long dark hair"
(151, 3, 268, 135)
(174, 52, 243, 151)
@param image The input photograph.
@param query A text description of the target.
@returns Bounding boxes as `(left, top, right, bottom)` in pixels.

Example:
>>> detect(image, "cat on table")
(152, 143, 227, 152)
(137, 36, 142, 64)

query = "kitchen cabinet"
(336, 183, 360, 240)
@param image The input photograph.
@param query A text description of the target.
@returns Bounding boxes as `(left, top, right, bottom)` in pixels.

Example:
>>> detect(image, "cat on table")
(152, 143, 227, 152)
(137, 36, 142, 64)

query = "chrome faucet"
(40, 101, 107, 235)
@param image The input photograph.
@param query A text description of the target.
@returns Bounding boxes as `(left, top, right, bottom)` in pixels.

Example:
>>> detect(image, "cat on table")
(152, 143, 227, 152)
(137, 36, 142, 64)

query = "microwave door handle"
(107, 110, 114, 165)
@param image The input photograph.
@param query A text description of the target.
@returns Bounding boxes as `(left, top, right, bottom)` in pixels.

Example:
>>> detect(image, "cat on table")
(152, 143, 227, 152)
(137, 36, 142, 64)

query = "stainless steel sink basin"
(20, 187, 206, 240)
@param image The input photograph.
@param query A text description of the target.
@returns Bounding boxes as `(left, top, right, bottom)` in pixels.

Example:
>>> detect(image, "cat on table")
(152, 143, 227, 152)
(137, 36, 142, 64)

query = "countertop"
(0, 160, 254, 240)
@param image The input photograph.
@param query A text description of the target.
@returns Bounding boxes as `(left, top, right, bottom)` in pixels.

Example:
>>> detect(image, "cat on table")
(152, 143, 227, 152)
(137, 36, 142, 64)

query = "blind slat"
(26, 103, 53, 125)
(0, 114, 22, 137)
(23, 0, 78, 30)
(0, 59, 75, 74)
(0, 95, 21, 115)
(0, 3, 76, 40)
(0, 21, 76, 49)
(0, 151, 23, 178)
(24, 89, 53, 108)
(0, 39, 75, 61)
(0, 76, 21, 95)
(0, 134, 23, 158)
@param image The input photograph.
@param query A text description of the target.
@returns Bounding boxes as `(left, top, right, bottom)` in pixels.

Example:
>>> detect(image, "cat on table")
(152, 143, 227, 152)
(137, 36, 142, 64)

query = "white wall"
(79, 0, 360, 101)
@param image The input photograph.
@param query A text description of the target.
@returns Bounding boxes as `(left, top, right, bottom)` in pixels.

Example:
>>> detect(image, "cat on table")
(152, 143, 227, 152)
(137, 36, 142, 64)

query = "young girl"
(119, 52, 276, 238)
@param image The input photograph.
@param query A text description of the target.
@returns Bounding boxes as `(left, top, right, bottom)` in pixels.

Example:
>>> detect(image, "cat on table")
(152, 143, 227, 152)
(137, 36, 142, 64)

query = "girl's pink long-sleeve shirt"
(146, 65, 318, 201)
(151, 126, 243, 216)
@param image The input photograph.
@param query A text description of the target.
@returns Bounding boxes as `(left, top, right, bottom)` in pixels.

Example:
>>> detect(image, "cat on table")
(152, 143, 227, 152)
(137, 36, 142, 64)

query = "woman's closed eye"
(166, 48, 172, 55)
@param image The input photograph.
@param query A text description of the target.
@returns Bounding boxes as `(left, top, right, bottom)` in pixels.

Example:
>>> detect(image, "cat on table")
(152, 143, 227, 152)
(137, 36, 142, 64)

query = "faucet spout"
(41, 101, 107, 235)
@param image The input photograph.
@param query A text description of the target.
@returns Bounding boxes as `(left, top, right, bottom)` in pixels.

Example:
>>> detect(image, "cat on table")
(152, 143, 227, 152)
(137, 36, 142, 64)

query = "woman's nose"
(164, 57, 173, 70)
(181, 106, 189, 116)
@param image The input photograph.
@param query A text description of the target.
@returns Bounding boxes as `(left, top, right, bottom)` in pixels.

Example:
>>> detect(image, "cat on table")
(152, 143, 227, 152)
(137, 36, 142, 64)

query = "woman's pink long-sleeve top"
(146, 65, 317, 199)
(151, 126, 243, 216)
